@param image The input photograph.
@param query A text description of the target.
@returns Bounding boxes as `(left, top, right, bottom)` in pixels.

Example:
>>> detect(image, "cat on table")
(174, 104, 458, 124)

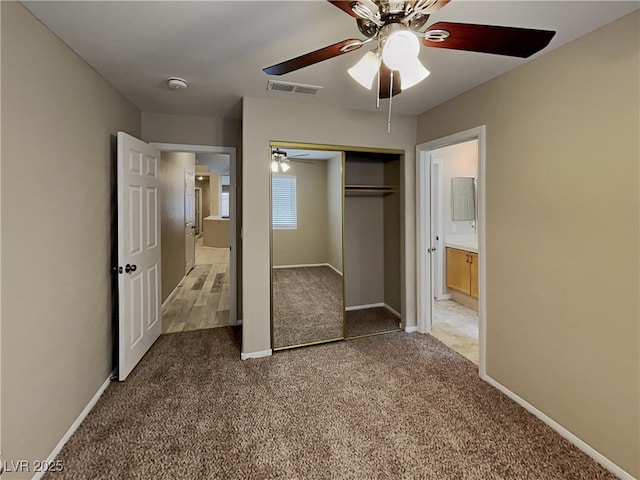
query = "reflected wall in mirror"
(271, 147, 345, 349)
(451, 177, 476, 221)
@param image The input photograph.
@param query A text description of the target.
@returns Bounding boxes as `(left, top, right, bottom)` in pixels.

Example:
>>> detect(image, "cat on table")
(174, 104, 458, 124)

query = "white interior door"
(185, 169, 195, 274)
(117, 132, 162, 381)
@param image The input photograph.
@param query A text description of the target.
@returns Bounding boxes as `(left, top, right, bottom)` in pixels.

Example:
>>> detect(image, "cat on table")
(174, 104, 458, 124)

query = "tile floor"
(430, 299, 479, 364)
(162, 236, 231, 333)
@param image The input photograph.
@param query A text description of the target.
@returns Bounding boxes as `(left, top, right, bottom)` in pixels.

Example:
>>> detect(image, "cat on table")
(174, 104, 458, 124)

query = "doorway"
(152, 143, 238, 331)
(416, 126, 486, 377)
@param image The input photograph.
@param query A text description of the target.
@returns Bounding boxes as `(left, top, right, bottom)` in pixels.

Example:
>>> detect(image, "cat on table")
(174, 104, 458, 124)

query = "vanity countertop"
(445, 234, 478, 253)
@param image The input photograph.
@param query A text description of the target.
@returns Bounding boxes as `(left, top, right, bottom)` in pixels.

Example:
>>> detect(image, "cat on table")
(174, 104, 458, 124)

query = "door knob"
(125, 264, 137, 273)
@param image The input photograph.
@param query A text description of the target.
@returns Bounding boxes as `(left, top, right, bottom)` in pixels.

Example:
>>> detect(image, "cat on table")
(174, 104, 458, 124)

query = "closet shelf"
(345, 185, 396, 196)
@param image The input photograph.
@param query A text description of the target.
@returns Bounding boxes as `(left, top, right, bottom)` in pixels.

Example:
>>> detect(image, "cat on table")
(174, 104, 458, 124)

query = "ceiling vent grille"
(267, 80, 323, 96)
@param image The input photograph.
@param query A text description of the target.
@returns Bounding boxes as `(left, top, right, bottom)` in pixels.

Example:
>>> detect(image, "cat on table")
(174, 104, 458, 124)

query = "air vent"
(266, 80, 323, 96)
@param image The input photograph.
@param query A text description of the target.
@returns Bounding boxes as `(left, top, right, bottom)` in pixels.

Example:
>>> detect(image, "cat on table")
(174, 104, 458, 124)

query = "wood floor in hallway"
(162, 235, 231, 333)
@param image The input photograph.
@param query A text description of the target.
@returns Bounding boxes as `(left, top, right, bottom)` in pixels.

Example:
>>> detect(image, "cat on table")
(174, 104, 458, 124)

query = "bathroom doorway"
(416, 126, 486, 376)
(429, 140, 479, 364)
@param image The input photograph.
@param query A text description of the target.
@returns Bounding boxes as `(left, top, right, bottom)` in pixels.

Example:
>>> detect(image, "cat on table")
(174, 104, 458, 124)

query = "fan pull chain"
(387, 71, 393, 134)
(376, 67, 381, 110)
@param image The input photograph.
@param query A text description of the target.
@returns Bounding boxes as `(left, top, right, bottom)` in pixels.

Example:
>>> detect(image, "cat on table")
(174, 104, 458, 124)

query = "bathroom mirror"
(270, 147, 345, 349)
(451, 177, 476, 221)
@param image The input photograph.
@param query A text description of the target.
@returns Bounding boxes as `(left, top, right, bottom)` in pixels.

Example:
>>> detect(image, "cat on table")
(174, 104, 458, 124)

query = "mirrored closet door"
(270, 145, 346, 349)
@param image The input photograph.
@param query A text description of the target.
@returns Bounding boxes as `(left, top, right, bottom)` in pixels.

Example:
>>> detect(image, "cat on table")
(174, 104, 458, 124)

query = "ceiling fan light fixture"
(382, 29, 420, 71)
(280, 161, 290, 172)
(271, 160, 279, 173)
(398, 58, 430, 90)
(348, 51, 381, 89)
(350, 0, 379, 20)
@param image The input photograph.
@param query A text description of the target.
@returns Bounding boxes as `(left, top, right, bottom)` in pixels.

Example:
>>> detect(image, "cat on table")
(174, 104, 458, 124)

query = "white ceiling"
(23, 1, 638, 120)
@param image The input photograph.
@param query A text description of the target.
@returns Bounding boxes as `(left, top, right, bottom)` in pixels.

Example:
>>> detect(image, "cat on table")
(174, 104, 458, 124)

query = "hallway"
(162, 236, 231, 333)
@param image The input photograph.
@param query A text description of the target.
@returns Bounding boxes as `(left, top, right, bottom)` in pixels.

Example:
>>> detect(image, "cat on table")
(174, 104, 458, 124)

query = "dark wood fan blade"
(378, 64, 402, 99)
(423, 22, 556, 58)
(327, 1, 358, 17)
(263, 39, 363, 75)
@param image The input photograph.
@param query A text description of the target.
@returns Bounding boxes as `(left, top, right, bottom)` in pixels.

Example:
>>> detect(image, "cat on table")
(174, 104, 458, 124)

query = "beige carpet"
(272, 266, 344, 348)
(45, 328, 615, 479)
(345, 306, 401, 337)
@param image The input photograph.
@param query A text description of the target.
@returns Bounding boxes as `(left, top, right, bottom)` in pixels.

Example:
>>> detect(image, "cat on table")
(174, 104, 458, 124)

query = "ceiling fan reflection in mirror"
(271, 149, 313, 173)
(263, 0, 556, 132)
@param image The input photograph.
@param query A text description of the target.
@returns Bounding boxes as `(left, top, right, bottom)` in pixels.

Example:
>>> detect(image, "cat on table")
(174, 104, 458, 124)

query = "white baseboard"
(345, 303, 384, 311)
(32, 372, 113, 480)
(404, 326, 418, 333)
(273, 263, 343, 276)
(483, 375, 635, 480)
(325, 263, 343, 276)
(241, 349, 272, 360)
(384, 304, 401, 318)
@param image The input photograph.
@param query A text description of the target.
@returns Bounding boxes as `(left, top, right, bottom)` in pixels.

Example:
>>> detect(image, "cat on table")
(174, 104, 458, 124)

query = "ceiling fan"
(271, 148, 314, 172)
(263, 0, 556, 100)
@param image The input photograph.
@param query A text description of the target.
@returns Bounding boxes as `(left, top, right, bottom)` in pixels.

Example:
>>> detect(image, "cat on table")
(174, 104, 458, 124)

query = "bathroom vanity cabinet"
(446, 247, 478, 298)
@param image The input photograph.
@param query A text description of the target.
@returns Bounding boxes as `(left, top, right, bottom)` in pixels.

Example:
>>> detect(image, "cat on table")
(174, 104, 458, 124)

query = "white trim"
(149, 143, 235, 155)
(416, 125, 487, 378)
(404, 326, 418, 333)
(345, 303, 384, 311)
(483, 375, 636, 480)
(325, 263, 343, 276)
(272, 263, 343, 276)
(384, 303, 401, 318)
(241, 349, 272, 360)
(32, 373, 113, 480)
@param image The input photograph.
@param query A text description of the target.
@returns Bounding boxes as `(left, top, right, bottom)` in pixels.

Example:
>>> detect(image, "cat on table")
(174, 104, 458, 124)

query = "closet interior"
(344, 151, 402, 338)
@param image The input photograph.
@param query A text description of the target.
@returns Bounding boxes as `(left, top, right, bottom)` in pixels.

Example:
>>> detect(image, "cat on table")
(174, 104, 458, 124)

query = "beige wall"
(1, 2, 141, 476)
(344, 160, 385, 307)
(383, 159, 401, 313)
(160, 152, 195, 302)
(242, 96, 417, 355)
(272, 161, 329, 266)
(326, 154, 343, 273)
(209, 173, 221, 217)
(196, 177, 210, 219)
(417, 11, 639, 477)
(141, 112, 241, 148)
(432, 140, 478, 236)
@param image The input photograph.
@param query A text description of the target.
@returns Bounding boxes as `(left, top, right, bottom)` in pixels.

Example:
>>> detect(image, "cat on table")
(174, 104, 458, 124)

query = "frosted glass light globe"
(382, 31, 420, 71)
(348, 51, 381, 89)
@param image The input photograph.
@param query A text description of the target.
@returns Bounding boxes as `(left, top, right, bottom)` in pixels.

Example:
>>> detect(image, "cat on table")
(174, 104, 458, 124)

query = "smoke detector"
(167, 77, 188, 90)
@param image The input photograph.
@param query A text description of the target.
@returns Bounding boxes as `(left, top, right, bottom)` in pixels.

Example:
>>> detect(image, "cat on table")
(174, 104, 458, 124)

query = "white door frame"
(151, 143, 239, 326)
(416, 126, 487, 378)
(195, 187, 203, 235)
